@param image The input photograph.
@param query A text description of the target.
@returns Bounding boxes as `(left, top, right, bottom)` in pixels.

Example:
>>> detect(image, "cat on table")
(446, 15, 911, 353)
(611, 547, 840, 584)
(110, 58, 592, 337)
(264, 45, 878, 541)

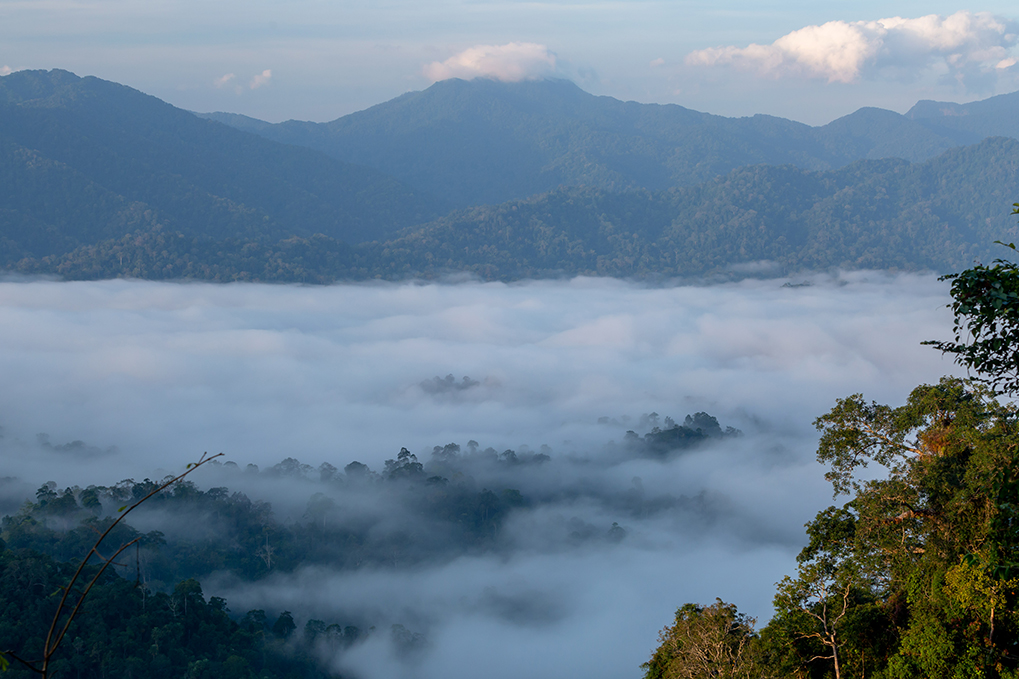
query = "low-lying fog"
(0, 272, 958, 678)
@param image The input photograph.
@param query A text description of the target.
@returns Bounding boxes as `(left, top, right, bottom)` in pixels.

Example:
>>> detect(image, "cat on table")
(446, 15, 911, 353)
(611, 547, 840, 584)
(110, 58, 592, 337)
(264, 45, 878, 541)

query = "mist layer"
(0, 272, 958, 677)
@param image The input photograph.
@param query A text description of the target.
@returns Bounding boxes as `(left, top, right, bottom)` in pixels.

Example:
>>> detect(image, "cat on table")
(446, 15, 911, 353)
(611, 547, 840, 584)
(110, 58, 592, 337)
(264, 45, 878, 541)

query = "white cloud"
(0, 274, 961, 676)
(249, 69, 272, 89)
(423, 42, 557, 83)
(213, 73, 236, 88)
(0, 66, 12, 77)
(0, 274, 954, 481)
(649, 57, 665, 68)
(686, 11, 1018, 85)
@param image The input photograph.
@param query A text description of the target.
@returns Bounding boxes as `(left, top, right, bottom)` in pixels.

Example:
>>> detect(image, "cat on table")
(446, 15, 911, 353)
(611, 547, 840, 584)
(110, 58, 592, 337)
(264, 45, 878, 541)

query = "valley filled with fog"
(0, 273, 960, 678)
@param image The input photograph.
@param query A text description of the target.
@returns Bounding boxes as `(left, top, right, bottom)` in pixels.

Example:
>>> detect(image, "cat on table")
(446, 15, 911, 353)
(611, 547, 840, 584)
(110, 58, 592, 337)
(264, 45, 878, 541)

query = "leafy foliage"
(0, 411, 729, 676)
(10, 138, 1019, 282)
(648, 377, 1019, 678)
(2, 413, 725, 591)
(925, 207, 1019, 395)
(642, 600, 758, 679)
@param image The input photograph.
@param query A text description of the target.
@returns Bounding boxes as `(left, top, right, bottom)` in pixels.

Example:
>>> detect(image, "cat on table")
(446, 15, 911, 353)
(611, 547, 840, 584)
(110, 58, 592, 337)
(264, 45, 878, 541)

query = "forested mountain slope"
(0, 69, 445, 259)
(363, 137, 1019, 278)
(4, 69, 1019, 282)
(201, 77, 1001, 207)
(14, 137, 1019, 282)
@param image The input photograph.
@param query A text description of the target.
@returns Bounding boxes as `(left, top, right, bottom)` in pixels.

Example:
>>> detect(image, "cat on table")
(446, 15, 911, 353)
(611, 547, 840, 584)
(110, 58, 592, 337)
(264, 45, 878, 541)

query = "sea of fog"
(0, 272, 960, 679)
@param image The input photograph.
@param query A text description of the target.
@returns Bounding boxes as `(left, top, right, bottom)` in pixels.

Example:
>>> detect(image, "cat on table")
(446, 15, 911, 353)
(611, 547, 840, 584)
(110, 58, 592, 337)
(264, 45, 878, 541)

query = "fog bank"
(0, 272, 959, 678)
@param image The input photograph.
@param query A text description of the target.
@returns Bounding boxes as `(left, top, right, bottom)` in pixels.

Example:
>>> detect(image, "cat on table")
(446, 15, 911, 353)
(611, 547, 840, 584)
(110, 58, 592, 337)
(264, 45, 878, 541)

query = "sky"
(2, 1, 1019, 124)
(0, 273, 963, 677)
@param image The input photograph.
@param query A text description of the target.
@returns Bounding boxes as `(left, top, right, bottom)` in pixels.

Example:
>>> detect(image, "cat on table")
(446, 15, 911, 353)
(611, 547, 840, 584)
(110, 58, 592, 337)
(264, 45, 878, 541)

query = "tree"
(642, 599, 758, 679)
(271, 612, 296, 640)
(925, 203, 1019, 396)
(773, 565, 854, 679)
(802, 378, 1019, 677)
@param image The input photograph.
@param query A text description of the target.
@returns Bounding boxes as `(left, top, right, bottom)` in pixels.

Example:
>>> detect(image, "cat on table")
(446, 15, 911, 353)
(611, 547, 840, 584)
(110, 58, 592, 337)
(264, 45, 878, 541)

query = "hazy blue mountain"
(369, 137, 1019, 279)
(191, 110, 276, 134)
(201, 77, 980, 207)
(0, 69, 445, 258)
(812, 106, 973, 162)
(906, 90, 1019, 141)
(18, 137, 1019, 282)
(0, 137, 163, 262)
(6, 69, 1019, 283)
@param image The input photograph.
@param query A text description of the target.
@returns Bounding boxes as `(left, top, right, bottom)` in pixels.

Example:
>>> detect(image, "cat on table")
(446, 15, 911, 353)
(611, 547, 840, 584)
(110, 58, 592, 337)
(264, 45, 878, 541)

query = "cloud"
(213, 73, 236, 88)
(686, 11, 1018, 85)
(423, 42, 557, 83)
(649, 57, 665, 68)
(0, 274, 955, 481)
(250, 69, 272, 89)
(0, 66, 12, 77)
(0, 274, 961, 677)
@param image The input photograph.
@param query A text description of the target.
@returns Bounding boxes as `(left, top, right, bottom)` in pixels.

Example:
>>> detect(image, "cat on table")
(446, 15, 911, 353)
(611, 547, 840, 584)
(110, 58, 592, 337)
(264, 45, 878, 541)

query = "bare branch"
(39, 452, 222, 677)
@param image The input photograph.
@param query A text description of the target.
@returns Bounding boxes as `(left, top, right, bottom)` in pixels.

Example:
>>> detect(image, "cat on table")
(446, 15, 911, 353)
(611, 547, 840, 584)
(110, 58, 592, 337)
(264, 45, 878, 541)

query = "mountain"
(0, 68, 445, 262)
(365, 137, 1019, 279)
(5, 69, 1019, 283)
(906, 90, 1019, 141)
(19, 137, 1019, 282)
(200, 78, 981, 207)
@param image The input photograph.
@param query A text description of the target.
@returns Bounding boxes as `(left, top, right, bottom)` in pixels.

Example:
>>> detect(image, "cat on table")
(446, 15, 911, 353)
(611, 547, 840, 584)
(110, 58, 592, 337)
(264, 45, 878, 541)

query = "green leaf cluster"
(925, 209, 1019, 396)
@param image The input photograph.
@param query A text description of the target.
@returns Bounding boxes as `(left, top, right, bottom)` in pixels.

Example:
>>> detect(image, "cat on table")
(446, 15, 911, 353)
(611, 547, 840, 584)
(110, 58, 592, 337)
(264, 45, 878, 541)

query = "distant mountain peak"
(906, 100, 970, 119)
(906, 90, 1019, 119)
(418, 75, 588, 101)
(193, 73, 1019, 209)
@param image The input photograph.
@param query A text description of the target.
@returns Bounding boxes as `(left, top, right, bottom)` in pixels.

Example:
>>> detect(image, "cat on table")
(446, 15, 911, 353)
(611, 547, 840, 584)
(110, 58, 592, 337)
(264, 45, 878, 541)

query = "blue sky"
(2, 0, 1019, 124)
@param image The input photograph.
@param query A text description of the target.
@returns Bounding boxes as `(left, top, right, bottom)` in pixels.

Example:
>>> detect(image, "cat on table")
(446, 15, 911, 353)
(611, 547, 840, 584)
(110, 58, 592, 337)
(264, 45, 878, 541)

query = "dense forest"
(0, 411, 735, 677)
(642, 225, 1019, 677)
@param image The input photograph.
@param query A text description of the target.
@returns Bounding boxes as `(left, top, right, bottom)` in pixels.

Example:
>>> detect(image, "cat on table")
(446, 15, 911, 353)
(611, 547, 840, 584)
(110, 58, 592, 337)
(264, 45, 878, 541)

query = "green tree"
(642, 599, 758, 679)
(645, 215, 1019, 679)
(793, 377, 1019, 678)
(925, 203, 1019, 396)
(271, 612, 295, 640)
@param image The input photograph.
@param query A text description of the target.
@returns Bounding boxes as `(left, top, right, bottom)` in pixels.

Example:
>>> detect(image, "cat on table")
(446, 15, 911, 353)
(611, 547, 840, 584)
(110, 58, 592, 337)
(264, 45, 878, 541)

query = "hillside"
(0, 68, 445, 260)
(5, 70, 1019, 283)
(15, 137, 1019, 282)
(201, 78, 985, 207)
(367, 137, 1019, 278)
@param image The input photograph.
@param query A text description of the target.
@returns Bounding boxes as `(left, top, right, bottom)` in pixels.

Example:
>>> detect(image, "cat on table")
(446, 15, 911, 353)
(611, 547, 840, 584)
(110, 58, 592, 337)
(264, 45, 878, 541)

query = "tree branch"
(39, 451, 222, 676)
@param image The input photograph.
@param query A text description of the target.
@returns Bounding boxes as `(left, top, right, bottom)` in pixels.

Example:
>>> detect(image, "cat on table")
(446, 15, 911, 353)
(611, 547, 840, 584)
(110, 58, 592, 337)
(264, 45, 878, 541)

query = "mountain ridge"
(0, 68, 446, 256)
(199, 77, 1010, 207)
(4, 69, 1019, 283)
(14, 137, 1019, 283)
